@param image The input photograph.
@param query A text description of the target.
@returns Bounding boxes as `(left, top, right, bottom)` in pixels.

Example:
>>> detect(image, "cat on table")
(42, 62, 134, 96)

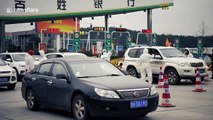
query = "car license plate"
(0, 78, 8, 82)
(195, 69, 205, 74)
(199, 69, 205, 74)
(130, 100, 148, 109)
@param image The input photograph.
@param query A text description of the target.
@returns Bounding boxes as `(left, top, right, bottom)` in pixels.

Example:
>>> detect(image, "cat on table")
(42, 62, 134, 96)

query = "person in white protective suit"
(25, 50, 35, 73)
(139, 48, 152, 84)
(39, 50, 47, 62)
(184, 48, 193, 58)
(101, 49, 112, 62)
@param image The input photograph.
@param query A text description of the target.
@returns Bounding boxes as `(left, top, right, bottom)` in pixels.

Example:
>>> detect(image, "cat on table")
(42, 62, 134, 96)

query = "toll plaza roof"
(0, 0, 173, 24)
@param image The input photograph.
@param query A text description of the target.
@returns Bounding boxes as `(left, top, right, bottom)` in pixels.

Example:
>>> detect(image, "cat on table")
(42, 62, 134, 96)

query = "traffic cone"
(159, 75, 176, 107)
(204, 71, 210, 82)
(156, 67, 164, 88)
(193, 68, 206, 92)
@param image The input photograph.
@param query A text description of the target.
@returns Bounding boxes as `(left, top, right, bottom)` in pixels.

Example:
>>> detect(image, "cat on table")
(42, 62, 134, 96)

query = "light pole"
(40, 29, 47, 43)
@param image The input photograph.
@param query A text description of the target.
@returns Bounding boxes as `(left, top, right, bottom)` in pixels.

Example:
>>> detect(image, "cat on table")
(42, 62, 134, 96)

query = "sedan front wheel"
(72, 95, 90, 120)
(26, 89, 40, 111)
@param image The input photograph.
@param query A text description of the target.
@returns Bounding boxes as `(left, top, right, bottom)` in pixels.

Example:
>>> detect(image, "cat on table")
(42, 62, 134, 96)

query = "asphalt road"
(0, 77, 213, 120)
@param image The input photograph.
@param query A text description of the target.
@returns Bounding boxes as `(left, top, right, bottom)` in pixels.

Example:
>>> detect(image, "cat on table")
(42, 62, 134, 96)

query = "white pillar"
(56, 34, 61, 52)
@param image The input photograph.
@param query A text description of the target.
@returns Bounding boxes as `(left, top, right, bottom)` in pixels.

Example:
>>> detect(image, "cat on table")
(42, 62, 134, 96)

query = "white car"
(122, 46, 208, 85)
(45, 52, 88, 59)
(0, 58, 17, 90)
(0, 52, 40, 81)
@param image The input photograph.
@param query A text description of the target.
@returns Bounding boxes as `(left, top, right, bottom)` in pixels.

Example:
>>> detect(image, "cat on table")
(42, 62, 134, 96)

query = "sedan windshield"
(0, 59, 6, 66)
(12, 54, 26, 62)
(69, 60, 124, 78)
(160, 48, 185, 58)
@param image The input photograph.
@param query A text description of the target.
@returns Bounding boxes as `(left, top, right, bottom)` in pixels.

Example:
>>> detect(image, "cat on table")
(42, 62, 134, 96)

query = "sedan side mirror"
(56, 74, 68, 80)
(6, 58, 12, 62)
(154, 55, 163, 60)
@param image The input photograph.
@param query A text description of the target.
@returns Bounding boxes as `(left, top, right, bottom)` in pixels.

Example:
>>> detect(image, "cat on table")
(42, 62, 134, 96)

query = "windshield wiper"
(102, 74, 121, 76)
(167, 56, 175, 58)
(77, 76, 97, 78)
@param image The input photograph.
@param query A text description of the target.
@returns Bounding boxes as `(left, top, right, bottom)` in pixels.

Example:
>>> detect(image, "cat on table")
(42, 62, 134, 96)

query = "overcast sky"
(5, 0, 213, 36)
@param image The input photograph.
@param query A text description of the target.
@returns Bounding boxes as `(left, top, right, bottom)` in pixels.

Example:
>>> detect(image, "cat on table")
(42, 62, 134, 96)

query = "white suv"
(0, 53, 41, 81)
(122, 46, 208, 85)
(0, 58, 17, 90)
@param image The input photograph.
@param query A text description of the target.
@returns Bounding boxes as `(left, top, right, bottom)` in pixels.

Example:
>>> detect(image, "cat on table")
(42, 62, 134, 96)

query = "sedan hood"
(79, 76, 151, 90)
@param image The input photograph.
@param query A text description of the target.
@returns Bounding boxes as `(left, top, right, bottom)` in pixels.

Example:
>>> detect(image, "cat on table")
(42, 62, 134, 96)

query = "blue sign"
(116, 46, 123, 52)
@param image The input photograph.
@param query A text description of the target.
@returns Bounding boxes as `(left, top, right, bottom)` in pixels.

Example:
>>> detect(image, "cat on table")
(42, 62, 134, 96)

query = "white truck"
(121, 46, 208, 85)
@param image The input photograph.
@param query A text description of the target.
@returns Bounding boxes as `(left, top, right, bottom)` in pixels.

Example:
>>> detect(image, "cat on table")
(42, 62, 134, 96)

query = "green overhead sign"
(74, 32, 80, 51)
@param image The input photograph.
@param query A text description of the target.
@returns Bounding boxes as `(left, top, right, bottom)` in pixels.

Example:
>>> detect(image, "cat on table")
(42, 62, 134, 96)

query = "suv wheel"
(127, 67, 138, 78)
(165, 68, 180, 85)
(14, 68, 20, 81)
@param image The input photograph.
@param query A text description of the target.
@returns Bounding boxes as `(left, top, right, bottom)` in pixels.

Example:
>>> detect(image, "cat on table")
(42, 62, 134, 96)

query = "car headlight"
(179, 62, 190, 67)
(150, 86, 157, 96)
(12, 69, 16, 74)
(19, 65, 25, 68)
(94, 88, 120, 99)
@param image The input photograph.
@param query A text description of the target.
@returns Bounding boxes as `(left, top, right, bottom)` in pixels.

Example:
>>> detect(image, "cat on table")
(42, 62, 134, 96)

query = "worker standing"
(139, 48, 152, 84)
(101, 49, 112, 62)
(25, 50, 35, 73)
(184, 48, 194, 58)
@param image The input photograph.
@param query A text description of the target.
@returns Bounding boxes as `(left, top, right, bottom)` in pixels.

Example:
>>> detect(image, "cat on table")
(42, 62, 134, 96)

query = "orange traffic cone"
(159, 75, 176, 107)
(156, 67, 164, 88)
(204, 71, 210, 82)
(193, 68, 206, 92)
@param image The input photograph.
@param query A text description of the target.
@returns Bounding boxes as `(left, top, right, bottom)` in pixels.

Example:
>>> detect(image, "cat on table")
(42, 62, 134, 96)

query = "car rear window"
(0, 59, 6, 66)
(128, 49, 138, 58)
(46, 54, 63, 59)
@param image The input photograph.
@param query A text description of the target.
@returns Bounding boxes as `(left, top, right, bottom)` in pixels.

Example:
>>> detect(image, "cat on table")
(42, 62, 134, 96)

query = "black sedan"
(21, 58, 159, 120)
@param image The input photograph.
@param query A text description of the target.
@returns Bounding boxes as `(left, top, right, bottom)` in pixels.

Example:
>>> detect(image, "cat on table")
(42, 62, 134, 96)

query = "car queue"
(0, 46, 212, 120)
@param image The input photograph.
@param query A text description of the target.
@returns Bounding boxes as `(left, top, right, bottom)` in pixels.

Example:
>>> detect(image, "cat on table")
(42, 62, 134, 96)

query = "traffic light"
(142, 29, 152, 34)
(126, 36, 132, 48)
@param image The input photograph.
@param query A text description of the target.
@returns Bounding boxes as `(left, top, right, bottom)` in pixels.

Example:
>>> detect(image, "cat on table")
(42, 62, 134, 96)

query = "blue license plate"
(195, 69, 205, 74)
(130, 100, 148, 109)
(200, 69, 205, 73)
(0, 78, 8, 82)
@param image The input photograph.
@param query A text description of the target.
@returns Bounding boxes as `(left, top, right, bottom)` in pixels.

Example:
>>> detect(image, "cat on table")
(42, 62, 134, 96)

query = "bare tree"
(198, 21, 209, 36)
